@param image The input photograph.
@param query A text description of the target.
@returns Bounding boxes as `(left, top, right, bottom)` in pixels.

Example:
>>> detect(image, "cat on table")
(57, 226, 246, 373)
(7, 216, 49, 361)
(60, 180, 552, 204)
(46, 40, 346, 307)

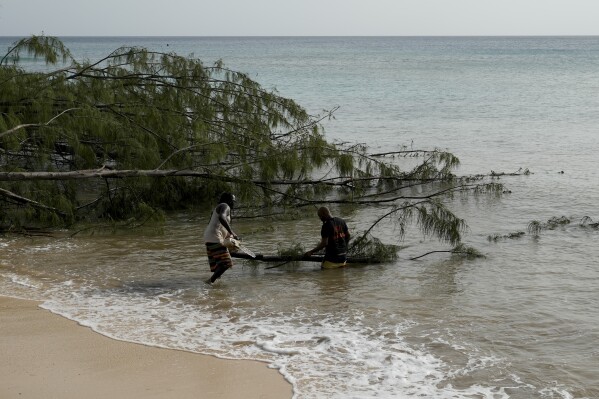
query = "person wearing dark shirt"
(304, 206, 351, 269)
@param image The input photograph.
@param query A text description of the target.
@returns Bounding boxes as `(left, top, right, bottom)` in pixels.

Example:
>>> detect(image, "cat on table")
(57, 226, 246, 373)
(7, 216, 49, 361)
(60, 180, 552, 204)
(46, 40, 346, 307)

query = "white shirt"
(203, 204, 231, 244)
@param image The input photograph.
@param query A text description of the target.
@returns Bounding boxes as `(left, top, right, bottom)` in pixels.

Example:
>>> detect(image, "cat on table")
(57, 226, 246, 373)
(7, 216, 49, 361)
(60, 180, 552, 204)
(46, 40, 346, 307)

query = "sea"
(1, 36, 598, 398)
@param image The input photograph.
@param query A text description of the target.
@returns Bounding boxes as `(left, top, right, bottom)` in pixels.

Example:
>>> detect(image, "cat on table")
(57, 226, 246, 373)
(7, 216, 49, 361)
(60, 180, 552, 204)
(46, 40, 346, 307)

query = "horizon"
(1, 0, 599, 37)
(2, 34, 599, 38)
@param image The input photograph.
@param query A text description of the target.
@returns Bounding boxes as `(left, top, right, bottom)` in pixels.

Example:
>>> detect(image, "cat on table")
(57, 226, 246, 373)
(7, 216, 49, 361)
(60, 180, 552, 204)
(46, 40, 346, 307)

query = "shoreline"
(0, 295, 292, 399)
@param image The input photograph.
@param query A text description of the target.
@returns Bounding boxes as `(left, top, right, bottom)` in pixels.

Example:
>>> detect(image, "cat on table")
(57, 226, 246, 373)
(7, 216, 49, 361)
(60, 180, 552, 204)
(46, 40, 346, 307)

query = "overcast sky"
(1, 0, 598, 36)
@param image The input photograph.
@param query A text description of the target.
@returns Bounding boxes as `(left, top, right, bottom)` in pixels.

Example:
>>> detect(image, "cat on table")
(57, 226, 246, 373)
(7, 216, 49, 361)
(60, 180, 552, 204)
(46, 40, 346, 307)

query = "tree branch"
(0, 168, 234, 182)
(0, 108, 80, 138)
(0, 187, 67, 216)
(409, 250, 455, 260)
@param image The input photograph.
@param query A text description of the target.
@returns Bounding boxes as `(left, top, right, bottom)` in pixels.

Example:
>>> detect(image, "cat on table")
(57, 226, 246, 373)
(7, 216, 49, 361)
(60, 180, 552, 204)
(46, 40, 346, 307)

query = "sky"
(0, 0, 598, 37)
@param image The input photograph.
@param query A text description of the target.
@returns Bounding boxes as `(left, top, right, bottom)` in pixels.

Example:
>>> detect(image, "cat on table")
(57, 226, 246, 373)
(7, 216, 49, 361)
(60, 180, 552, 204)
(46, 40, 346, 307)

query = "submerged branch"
(409, 250, 455, 260)
(409, 244, 484, 260)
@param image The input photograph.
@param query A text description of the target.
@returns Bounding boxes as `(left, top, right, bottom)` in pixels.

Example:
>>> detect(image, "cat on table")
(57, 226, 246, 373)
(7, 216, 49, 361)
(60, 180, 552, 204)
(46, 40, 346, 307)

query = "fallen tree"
(1, 36, 506, 261)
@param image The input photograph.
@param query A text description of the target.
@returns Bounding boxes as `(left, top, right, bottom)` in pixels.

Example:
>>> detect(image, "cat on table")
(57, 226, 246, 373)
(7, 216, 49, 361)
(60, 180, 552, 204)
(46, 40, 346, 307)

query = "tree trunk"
(230, 252, 380, 264)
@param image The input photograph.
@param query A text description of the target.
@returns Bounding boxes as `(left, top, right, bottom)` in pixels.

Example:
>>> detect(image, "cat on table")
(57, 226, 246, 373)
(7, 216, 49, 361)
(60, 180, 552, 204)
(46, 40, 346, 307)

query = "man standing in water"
(304, 206, 351, 269)
(203, 192, 239, 284)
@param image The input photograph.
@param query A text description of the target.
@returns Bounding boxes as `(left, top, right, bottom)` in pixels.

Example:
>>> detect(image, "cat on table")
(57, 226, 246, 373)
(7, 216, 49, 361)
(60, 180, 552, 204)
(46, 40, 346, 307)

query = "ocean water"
(1, 36, 599, 398)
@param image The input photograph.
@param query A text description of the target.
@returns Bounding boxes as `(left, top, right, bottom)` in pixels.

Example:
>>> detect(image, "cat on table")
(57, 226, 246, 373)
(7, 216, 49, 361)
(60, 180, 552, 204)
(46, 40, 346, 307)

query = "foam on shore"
(0, 295, 292, 399)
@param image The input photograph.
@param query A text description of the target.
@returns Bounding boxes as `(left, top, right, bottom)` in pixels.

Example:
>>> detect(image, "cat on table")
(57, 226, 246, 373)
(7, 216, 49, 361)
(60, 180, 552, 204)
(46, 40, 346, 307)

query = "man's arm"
(305, 222, 330, 256)
(305, 236, 328, 256)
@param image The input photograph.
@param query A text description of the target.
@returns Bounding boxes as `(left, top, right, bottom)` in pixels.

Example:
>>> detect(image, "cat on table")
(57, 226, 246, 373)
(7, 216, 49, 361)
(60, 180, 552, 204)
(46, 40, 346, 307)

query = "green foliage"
(488, 231, 525, 242)
(1, 35, 73, 66)
(580, 216, 599, 228)
(348, 234, 398, 263)
(528, 216, 571, 236)
(336, 154, 354, 176)
(0, 36, 334, 227)
(472, 182, 505, 196)
(527, 220, 542, 236)
(546, 216, 571, 228)
(415, 201, 466, 246)
(450, 243, 484, 259)
(277, 242, 305, 257)
(273, 233, 399, 264)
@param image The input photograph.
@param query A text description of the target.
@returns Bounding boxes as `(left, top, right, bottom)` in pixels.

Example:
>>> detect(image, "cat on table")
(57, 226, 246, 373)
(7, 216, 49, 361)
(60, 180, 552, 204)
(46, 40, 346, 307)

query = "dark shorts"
(205, 242, 233, 272)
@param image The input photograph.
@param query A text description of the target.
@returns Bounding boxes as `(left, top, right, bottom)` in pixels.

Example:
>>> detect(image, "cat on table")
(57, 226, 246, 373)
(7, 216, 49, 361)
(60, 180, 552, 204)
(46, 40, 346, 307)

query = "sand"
(0, 296, 292, 399)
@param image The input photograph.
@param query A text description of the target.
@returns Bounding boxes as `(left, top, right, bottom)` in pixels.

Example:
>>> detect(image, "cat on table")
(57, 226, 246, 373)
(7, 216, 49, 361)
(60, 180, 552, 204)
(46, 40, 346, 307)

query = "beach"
(1, 36, 598, 398)
(0, 295, 292, 399)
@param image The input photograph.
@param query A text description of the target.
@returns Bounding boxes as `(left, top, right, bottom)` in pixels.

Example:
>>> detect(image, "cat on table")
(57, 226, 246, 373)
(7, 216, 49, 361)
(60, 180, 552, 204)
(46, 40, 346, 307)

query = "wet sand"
(0, 296, 292, 399)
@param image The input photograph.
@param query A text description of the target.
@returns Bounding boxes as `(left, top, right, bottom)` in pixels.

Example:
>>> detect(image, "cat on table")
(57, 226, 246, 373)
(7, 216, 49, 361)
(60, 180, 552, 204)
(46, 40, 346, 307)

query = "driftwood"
(230, 252, 380, 264)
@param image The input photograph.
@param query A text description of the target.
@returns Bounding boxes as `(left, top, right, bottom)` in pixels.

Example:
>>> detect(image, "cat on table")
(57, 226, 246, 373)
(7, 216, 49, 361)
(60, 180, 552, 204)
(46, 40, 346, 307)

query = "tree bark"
(0, 169, 352, 187)
(230, 251, 381, 264)
(0, 168, 219, 181)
